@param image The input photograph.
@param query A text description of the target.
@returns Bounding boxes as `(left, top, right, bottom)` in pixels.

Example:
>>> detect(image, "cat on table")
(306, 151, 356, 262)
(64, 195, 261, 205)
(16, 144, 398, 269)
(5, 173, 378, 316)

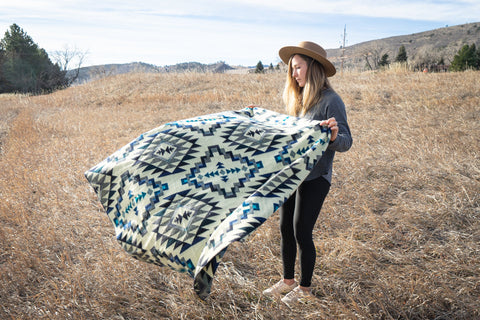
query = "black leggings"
(279, 176, 330, 287)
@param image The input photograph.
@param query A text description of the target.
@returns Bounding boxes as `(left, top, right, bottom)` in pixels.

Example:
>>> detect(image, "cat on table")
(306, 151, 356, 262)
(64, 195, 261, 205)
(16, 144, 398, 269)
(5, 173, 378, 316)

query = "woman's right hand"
(320, 117, 338, 142)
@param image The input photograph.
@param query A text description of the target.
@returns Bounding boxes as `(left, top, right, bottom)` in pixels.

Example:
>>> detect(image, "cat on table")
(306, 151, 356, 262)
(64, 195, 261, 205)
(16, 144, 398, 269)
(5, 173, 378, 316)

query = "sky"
(1, 0, 479, 68)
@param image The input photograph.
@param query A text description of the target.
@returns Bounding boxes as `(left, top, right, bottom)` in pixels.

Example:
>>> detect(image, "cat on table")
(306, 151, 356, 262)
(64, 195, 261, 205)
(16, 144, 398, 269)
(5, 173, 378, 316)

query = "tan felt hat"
(279, 41, 336, 77)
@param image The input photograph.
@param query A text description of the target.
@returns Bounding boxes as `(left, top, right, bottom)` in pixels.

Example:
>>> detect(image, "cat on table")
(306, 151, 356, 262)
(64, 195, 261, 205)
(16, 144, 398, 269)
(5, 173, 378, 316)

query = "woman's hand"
(320, 117, 338, 142)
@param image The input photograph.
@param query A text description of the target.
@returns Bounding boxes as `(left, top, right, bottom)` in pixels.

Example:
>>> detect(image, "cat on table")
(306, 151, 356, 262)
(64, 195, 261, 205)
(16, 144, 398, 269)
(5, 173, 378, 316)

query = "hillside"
(70, 62, 162, 84)
(71, 61, 234, 84)
(0, 70, 479, 319)
(327, 22, 480, 71)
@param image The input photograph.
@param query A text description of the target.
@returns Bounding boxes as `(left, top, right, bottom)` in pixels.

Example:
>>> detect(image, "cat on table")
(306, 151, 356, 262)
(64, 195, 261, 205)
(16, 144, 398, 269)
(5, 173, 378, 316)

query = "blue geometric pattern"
(85, 107, 330, 299)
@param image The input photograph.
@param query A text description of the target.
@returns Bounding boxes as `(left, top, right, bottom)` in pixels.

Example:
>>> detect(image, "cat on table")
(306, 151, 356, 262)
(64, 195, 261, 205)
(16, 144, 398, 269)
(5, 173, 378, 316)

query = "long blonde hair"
(283, 54, 331, 116)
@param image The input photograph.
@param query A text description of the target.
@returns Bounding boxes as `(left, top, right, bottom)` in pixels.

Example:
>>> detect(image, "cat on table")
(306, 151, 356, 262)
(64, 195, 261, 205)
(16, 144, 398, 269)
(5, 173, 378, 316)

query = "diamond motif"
(153, 142, 177, 161)
(244, 126, 266, 141)
(170, 205, 197, 231)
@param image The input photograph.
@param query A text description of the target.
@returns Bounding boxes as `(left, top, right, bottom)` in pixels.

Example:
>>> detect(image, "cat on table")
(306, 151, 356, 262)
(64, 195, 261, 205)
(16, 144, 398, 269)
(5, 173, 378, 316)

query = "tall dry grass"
(0, 70, 478, 319)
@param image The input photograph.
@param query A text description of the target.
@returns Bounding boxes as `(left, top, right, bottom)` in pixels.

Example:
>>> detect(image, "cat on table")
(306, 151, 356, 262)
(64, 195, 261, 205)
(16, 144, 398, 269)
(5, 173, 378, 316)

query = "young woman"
(263, 41, 352, 306)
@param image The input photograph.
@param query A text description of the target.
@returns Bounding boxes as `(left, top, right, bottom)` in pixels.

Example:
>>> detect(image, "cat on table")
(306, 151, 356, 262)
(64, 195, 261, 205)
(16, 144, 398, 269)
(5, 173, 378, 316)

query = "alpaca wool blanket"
(85, 107, 330, 299)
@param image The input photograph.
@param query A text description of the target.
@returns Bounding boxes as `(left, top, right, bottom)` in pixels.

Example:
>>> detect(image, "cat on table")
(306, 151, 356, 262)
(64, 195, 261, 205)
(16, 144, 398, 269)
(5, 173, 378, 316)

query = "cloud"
(223, 0, 480, 23)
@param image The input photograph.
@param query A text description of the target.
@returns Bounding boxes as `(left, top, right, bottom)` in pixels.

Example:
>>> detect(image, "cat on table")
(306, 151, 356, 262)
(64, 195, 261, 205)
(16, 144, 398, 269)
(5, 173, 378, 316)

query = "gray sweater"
(303, 88, 352, 183)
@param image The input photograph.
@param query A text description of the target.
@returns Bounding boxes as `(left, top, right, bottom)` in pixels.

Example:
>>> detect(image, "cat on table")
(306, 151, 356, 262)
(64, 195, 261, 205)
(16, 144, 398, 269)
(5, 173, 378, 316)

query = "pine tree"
(450, 44, 478, 71)
(0, 23, 66, 93)
(255, 61, 264, 73)
(379, 54, 390, 67)
(395, 45, 408, 63)
(476, 45, 480, 69)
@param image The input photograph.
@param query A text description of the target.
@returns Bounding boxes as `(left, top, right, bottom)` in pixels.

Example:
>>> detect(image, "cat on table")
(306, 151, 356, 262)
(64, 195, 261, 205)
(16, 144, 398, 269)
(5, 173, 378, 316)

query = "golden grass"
(0, 70, 479, 319)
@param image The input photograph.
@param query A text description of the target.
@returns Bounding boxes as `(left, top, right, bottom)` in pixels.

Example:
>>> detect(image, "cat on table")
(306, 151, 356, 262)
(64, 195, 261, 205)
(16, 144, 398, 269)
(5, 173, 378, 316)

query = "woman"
(263, 41, 352, 306)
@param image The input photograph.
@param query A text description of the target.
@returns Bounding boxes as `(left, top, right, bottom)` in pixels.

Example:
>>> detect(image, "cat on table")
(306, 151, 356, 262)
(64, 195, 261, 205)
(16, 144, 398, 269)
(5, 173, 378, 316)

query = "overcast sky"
(1, 0, 479, 67)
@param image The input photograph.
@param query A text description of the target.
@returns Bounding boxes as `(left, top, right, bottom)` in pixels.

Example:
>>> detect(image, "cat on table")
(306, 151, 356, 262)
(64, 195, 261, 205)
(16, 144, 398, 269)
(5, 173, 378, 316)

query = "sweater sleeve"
(325, 93, 352, 153)
(303, 89, 352, 183)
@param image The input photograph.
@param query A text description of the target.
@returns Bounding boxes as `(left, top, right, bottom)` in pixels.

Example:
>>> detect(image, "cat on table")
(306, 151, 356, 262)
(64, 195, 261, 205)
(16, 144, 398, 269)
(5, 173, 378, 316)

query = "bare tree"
(361, 44, 387, 71)
(51, 45, 88, 86)
(363, 52, 374, 70)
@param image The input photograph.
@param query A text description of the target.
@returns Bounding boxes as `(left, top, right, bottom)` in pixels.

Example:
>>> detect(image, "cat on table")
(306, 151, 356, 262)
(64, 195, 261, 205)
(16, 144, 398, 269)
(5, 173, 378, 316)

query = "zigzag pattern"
(85, 107, 330, 299)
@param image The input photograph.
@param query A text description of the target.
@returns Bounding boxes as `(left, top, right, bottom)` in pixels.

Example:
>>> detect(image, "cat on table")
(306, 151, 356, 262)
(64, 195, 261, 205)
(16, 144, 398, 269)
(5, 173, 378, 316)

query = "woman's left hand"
(320, 117, 338, 142)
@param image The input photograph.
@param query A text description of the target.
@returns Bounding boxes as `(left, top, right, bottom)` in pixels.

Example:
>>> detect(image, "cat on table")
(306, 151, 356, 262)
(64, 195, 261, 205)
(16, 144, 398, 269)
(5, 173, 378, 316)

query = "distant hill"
(70, 61, 234, 84)
(70, 62, 161, 84)
(326, 22, 480, 71)
(164, 61, 234, 73)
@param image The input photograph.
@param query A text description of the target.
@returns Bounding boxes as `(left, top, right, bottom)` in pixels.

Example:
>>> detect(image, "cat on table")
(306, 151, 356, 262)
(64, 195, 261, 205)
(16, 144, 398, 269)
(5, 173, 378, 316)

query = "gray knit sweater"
(303, 88, 352, 183)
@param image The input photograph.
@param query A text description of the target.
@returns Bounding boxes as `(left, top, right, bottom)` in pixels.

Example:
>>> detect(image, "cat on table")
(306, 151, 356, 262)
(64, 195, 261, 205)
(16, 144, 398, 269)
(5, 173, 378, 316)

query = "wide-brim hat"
(279, 41, 336, 77)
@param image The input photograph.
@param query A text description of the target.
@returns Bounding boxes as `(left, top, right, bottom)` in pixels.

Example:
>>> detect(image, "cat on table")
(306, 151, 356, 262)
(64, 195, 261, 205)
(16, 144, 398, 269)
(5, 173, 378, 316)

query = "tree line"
(0, 24, 84, 94)
(367, 43, 480, 72)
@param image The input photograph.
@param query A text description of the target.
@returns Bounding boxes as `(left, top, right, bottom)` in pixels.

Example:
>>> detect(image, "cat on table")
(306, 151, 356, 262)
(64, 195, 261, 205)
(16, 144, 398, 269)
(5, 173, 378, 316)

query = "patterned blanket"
(85, 107, 330, 299)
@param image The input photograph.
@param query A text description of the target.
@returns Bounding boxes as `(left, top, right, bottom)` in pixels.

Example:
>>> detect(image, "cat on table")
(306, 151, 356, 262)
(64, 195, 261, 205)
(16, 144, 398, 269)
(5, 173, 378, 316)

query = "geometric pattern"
(84, 107, 330, 299)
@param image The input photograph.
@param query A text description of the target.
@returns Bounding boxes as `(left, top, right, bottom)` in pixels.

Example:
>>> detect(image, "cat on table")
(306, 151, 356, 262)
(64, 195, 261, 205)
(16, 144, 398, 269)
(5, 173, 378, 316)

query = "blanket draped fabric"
(85, 107, 330, 299)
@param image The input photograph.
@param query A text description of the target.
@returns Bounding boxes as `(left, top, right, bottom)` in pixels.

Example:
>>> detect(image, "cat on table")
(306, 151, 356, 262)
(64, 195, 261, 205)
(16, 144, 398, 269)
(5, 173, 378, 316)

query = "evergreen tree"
(379, 53, 390, 67)
(476, 45, 480, 69)
(255, 61, 264, 73)
(0, 23, 67, 93)
(450, 44, 478, 71)
(395, 45, 408, 63)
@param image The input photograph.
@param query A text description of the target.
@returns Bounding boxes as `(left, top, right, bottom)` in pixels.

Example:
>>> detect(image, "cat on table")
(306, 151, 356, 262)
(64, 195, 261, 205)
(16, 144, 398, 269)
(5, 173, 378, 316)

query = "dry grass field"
(0, 70, 479, 319)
